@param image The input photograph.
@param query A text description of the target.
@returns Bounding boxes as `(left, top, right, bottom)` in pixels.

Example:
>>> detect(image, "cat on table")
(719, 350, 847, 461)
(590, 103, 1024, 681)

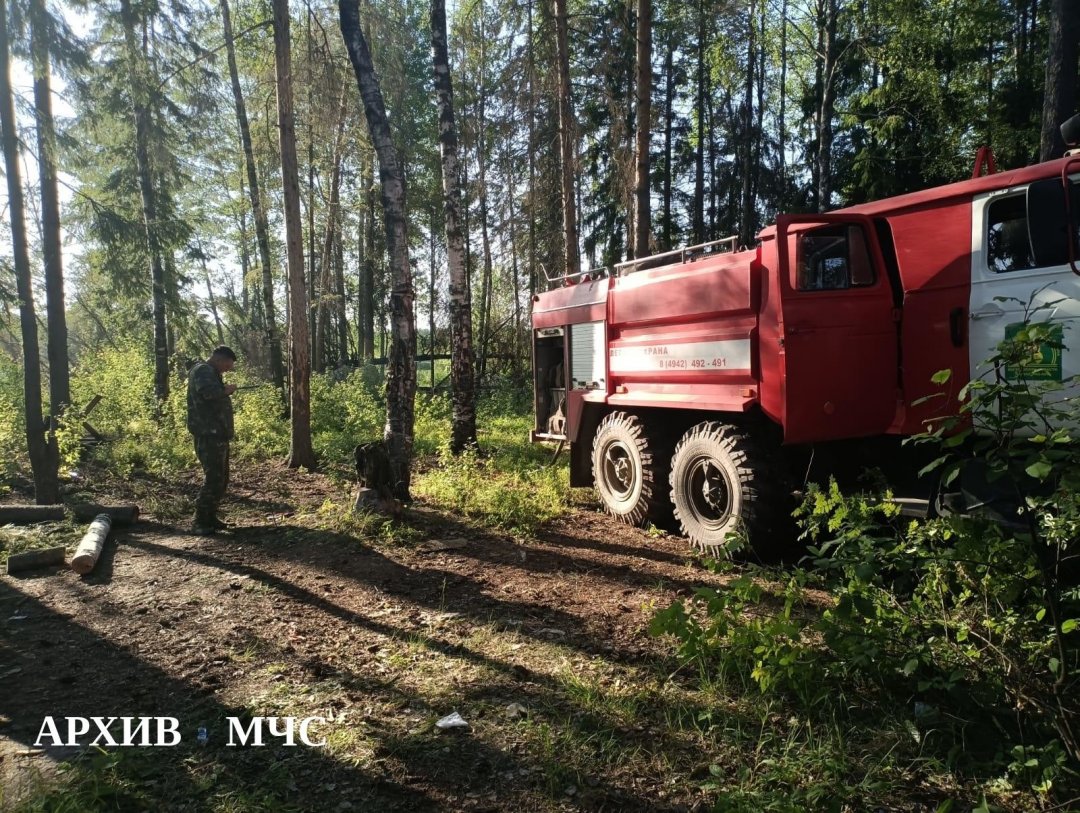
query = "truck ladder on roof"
(541, 236, 740, 287)
(613, 236, 739, 277)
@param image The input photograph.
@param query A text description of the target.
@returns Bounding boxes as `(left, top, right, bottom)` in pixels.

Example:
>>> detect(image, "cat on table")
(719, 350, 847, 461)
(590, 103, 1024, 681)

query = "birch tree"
(340, 0, 417, 500)
(431, 0, 477, 452)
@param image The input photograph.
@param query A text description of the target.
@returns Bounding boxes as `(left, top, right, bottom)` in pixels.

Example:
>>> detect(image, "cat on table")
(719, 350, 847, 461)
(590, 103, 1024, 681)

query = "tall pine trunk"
(632, 0, 651, 258)
(428, 214, 437, 391)
(197, 237, 226, 346)
(273, 0, 316, 469)
(341, 0, 417, 500)
(0, 0, 58, 503)
(220, 0, 285, 392)
(778, 0, 787, 208)
(553, 0, 580, 278)
(661, 39, 673, 251)
(431, 0, 477, 452)
(119, 0, 169, 402)
(238, 179, 252, 320)
(475, 10, 495, 383)
(503, 131, 523, 381)
(1040, 0, 1080, 160)
(526, 0, 537, 296)
(306, 6, 317, 354)
(334, 222, 348, 364)
(815, 0, 837, 212)
(30, 0, 69, 416)
(693, 0, 705, 243)
(316, 88, 348, 373)
(738, 0, 755, 246)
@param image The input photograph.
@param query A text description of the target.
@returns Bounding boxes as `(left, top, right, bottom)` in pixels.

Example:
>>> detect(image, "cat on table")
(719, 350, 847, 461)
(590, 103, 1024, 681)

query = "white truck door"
(969, 185, 1080, 395)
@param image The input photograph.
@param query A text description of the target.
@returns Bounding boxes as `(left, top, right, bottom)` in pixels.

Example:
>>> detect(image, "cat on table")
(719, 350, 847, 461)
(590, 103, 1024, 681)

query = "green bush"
(0, 353, 25, 484)
(69, 343, 193, 477)
(5, 345, 564, 535)
(414, 411, 569, 534)
(231, 383, 289, 461)
(309, 370, 384, 467)
(414, 392, 452, 456)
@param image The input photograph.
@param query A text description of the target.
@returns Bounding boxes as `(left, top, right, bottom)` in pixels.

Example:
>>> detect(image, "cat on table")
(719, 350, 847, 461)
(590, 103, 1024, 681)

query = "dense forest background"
(0, 0, 1076, 394)
(2, 4, 1080, 807)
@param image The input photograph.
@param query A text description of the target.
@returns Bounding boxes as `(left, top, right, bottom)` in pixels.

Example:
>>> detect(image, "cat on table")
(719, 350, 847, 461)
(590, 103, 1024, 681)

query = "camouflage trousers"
(194, 436, 231, 524)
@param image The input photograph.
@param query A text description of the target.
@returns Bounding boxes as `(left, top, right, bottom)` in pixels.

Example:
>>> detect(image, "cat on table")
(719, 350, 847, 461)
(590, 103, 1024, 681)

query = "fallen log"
(71, 504, 139, 526)
(0, 506, 65, 524)
(6, 546, 66, 575)
(0, 503, 139, 527)
(70, 515, 112, 576)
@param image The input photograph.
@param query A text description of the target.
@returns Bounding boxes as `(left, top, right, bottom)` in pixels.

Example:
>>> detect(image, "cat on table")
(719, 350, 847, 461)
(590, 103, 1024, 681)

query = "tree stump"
(353, 442, 401, 517)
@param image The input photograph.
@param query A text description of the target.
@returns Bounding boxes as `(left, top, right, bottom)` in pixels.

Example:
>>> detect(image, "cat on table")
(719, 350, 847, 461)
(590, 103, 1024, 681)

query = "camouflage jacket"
(186, 361, 234, 439)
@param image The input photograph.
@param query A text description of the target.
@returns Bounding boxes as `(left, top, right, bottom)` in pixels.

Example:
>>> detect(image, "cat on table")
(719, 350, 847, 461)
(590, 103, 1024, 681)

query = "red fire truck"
(531, 131, 1080, 555)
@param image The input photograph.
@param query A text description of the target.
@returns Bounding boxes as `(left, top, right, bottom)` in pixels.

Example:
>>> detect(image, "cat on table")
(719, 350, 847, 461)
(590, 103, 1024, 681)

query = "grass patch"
(414, 414, 570, 535)
(0, 522, 81, 564)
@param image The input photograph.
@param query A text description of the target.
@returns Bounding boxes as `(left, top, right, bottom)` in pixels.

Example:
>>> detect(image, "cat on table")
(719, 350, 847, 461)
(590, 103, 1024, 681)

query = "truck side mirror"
(1027, 177, 1079, 268)
(1062, 113, 1080, 149)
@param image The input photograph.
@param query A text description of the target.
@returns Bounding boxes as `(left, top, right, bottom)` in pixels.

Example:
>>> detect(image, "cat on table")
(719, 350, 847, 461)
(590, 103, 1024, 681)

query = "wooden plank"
(81, 421, 104, 441)
(6, 546, 66, 574)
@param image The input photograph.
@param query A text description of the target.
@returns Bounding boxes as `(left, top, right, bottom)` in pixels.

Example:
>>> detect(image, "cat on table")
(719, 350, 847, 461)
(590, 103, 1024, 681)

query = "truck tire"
(669, 421, 777, 556)
(592, 412, 667, 526)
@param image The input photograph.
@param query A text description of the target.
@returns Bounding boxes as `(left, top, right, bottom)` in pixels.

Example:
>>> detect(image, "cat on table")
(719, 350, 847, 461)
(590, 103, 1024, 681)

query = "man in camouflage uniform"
(187, 346, 237, 535)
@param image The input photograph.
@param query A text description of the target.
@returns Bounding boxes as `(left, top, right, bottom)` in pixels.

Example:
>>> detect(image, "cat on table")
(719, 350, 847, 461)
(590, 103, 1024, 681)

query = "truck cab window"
(796, 225, 875, 291)
(987, 193, 1036, 273)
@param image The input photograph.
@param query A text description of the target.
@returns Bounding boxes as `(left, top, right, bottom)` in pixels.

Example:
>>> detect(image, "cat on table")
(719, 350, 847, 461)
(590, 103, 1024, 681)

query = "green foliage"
(413, 393, 452, 456)
(0, 353, 25, 486)
(69, 344, 192, 477)
(18, 348, 571, 538)
(230, 383, 289, 461)
(650, 574, 820, 702)
(414, 412, 570, 535)
(308, 371, 384, 467)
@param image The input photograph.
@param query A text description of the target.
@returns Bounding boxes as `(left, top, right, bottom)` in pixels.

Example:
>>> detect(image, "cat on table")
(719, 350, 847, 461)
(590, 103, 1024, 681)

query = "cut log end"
(70, 514, 112, 576)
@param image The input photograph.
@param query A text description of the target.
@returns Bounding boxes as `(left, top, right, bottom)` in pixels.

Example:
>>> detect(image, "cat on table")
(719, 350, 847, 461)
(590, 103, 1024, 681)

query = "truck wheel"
(592, 412, 667, 526)
(669, 421, 775, 555)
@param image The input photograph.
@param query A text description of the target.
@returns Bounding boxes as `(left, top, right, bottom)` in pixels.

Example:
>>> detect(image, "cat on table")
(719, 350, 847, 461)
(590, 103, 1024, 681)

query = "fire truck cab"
(531, 150, 1080, 555)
